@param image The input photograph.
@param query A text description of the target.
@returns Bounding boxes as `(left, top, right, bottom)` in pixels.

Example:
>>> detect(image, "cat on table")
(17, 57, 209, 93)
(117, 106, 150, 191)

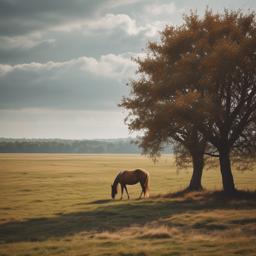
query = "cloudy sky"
(0, 0, 255, 139)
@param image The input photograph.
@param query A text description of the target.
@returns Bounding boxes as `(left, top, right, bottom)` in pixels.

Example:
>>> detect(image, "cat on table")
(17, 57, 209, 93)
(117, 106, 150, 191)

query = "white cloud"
(52, 13, 142, 35)
(0, 32, 55, 49)
(0, 52, 141, 79)
(145, 2, 176, 16)
(89, 13, 142, 35)
(0, 61, 66, 76)
(0, 64, 13, 76)
(51, 13, 162, 37)
(81, 53, 136, 78)
(143, 21, 167, 37)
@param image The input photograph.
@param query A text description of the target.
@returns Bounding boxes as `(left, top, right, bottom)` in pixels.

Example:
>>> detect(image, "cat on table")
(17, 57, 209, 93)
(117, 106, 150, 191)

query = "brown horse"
(111, 169, 150, 200)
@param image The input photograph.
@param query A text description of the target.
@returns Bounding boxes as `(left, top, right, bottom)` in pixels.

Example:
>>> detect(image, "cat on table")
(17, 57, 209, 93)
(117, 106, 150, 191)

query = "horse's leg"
(139, 182, 144, 199)
(120, 184, 124, 200)
(124, 185, 130, 199)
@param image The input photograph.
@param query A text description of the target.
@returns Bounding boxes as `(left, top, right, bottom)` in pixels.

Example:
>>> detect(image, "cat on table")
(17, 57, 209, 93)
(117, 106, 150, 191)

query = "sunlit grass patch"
(138, 225, 179, 239)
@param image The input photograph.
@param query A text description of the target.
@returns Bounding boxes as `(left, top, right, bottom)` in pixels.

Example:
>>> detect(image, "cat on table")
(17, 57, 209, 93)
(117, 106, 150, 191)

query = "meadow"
(0, 154, 255, 256)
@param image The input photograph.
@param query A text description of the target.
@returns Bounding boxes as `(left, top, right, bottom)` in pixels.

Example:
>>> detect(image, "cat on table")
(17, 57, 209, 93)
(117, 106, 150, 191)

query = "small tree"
(120, 100, 207, 190)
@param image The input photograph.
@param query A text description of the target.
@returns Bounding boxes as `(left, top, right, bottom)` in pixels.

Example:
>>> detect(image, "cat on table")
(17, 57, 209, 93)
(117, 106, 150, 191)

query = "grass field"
(0, 154, 255, 256)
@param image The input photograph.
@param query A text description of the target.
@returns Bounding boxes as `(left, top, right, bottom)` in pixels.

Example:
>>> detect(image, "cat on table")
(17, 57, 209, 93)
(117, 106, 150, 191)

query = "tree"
(172, 129, 206, 191)
(173, 10, 256, 193)
(120, 25, 209, 191)
(121, 99, 207, 191)
(121, 9, 256, 194)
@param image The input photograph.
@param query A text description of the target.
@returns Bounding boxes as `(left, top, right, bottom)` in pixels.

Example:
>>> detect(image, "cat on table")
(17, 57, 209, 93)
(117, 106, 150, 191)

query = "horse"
(111, 168, 150, 200)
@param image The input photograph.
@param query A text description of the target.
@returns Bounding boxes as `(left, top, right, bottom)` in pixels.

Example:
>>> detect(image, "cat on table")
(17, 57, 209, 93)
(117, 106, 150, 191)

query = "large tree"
(172, 10, 256, 193)
(121, 10, 256, 194)
(120, 29, 208, 191)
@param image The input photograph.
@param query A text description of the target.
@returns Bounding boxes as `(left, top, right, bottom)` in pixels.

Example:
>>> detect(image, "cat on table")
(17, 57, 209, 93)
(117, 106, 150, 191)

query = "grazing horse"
(111, 169, 150, 200)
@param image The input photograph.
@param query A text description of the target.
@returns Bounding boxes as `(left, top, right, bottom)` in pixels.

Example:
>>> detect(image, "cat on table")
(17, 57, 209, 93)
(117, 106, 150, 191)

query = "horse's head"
(111, 184, 117, 199)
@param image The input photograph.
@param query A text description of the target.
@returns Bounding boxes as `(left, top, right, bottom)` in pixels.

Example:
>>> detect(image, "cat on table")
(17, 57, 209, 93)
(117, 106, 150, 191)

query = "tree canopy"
(120, 9, 256, 194)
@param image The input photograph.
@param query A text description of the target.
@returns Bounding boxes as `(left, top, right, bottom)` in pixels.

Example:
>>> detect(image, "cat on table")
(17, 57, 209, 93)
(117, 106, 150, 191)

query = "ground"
(0, 154, 255, 256)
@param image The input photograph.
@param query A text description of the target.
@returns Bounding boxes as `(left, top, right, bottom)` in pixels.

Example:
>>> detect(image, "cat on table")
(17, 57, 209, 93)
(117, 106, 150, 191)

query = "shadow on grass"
(0, 190, 255, 243)
(88, 199, 113, 204)
(74, 199, 113, 206)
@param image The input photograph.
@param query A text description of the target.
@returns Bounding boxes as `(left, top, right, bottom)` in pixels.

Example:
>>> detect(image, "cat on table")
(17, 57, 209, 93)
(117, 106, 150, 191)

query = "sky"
(0, 0, 255, 139)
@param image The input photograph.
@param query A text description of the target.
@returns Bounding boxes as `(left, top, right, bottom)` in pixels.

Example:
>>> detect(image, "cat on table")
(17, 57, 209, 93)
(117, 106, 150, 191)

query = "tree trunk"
(188, 152, 204, 191)
(219, 148, 236, 194)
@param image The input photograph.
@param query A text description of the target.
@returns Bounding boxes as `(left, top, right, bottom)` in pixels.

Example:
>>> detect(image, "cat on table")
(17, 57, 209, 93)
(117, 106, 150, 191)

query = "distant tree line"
(0, 138, 173, 154)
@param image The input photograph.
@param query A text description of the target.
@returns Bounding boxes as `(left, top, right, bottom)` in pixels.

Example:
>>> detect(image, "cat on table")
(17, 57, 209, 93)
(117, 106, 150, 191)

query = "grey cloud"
(0, 0, 108, 36)
(0, 54, 136, 110)
(0, 0, 156, 37)
(0, 68, 128, 110)
(0, 0, 159, 66)
(0, 24, 150, 65)
(1, 0, 254, 37)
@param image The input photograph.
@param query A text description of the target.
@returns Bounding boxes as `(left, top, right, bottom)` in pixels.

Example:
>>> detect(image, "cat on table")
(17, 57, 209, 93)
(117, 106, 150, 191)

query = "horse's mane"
(112, 171, 122, 188)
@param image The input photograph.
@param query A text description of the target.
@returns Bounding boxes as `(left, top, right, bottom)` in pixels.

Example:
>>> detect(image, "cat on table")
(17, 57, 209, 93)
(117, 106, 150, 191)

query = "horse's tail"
(144, 172, 150, 198)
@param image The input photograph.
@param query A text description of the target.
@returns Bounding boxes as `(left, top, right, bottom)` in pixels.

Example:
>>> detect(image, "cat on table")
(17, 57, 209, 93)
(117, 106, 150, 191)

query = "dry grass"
(0, 154, 255, 256)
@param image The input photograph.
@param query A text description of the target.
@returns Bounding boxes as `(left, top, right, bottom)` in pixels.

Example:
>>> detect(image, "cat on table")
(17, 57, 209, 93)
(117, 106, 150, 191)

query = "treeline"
(0, 138, 173, 154)
(0, 138, 142, 153)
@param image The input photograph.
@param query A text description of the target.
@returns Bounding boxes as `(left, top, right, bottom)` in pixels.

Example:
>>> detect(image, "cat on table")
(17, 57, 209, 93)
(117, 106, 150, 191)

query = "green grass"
(0, 154, 255, 256)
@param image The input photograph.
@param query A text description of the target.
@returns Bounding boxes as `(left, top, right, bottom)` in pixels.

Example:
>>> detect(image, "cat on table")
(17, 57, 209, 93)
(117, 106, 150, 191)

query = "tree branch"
(204, 152, 220, 157)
